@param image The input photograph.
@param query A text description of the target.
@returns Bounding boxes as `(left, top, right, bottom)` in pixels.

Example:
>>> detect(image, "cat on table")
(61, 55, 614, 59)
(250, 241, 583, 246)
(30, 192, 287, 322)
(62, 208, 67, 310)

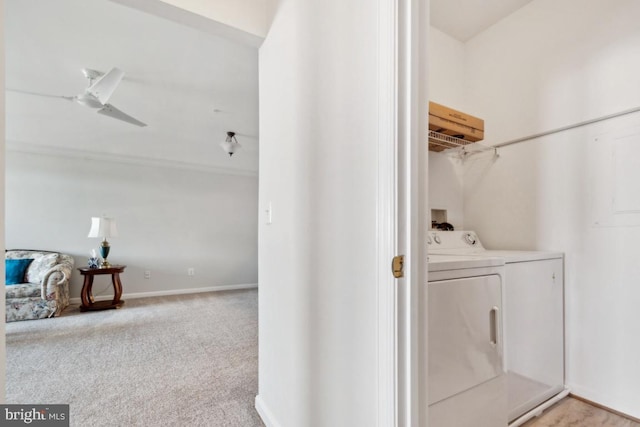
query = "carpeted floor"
(6, 289, 264, 427)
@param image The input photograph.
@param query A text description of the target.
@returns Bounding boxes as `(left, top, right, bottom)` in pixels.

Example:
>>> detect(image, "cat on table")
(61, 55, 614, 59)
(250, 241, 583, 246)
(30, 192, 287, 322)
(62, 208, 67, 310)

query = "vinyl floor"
(522, 397, 640, 427)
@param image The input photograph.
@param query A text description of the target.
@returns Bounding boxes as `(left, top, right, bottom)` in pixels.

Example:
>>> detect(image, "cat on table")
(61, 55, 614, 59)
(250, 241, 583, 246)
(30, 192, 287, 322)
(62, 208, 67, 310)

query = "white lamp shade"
(88, 217, 118, 238)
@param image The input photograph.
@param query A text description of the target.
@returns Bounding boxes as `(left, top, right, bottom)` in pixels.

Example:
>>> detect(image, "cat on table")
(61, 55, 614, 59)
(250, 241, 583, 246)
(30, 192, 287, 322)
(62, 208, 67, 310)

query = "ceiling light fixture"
(220, 131, 240, 156)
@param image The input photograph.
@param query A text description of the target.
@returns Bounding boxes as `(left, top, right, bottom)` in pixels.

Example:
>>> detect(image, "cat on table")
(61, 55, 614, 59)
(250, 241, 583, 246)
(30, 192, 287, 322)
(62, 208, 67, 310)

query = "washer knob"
(433, 234, 441, 244)
(427, 235, 433, 245)
(463, 233, 477, 245)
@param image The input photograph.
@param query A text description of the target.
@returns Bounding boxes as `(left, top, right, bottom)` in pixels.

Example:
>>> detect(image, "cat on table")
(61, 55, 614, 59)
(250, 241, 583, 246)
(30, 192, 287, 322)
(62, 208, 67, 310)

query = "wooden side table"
(78, 265, 126, 312)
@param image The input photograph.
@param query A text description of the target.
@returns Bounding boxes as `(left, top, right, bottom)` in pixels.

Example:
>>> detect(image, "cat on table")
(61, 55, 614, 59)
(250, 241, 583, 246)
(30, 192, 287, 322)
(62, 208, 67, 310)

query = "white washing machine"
(427, 254, 507, 427)
(428, 231, 566, 425)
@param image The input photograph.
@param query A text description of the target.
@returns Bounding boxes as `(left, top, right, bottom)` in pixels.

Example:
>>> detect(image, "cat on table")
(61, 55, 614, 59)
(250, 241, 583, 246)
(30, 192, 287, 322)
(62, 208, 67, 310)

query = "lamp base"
(99, 240, 111, 268)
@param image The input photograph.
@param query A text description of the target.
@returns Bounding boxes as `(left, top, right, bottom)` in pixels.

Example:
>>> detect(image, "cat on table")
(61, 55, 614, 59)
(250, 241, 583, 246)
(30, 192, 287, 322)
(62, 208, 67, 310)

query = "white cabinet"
(505, 258, 564, 421)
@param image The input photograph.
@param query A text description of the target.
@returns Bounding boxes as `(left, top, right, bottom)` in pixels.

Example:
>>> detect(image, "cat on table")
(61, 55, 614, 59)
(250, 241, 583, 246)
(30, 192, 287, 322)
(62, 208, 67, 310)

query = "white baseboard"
(255, 395, 282, 427)
(69, 283, 258, 304)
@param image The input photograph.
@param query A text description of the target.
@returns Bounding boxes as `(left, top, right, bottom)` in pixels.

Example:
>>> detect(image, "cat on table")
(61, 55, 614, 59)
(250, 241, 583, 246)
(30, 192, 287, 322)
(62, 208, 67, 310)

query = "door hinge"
(392, 255, 404, 278)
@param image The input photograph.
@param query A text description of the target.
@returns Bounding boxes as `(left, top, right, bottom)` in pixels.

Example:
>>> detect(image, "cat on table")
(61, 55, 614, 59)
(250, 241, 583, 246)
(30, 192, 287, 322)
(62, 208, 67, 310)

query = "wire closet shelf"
(428, 130, 498, 160)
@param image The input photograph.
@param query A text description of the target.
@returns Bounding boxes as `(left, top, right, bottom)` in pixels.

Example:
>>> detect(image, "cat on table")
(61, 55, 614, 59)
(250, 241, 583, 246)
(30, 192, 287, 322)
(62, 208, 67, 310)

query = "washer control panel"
(427, 230, 484, 250)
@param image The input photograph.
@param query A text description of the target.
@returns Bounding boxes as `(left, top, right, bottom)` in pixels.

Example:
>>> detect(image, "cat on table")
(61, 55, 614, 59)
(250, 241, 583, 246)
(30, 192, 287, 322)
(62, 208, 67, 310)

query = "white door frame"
(377, 0, 429, 425)
(0, 0, 7, 403)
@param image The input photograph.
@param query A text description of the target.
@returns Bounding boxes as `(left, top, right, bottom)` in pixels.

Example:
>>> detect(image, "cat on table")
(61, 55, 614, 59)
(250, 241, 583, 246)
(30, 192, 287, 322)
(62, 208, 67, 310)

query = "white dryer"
(427, 254, 507, 427)
(428, 231, 566, 425)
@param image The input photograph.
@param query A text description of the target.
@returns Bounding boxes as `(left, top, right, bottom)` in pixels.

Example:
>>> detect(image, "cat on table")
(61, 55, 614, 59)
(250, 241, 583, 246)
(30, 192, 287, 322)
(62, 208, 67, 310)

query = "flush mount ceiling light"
(220, 131, 240, 156)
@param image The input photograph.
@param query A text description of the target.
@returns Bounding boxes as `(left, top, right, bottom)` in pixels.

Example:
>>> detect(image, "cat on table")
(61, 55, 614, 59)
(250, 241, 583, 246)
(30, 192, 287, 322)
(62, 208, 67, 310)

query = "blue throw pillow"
(5, 259, 34, 285)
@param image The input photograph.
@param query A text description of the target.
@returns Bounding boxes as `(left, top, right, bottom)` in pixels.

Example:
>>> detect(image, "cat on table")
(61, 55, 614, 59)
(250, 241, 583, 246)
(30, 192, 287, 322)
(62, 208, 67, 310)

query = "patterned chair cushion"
(6, 297, 58, 321)
(6, 283, 42, 299)
(25, 253, 59, 284)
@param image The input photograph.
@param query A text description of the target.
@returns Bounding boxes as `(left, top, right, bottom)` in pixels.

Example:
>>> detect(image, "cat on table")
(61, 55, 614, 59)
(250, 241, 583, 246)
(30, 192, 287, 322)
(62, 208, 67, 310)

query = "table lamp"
(88, 216, 118, 268)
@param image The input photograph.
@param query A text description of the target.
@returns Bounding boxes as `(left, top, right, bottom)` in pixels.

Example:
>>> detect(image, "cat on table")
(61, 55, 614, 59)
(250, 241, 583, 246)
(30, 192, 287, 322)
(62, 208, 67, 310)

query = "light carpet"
(6, 289, 264, 427)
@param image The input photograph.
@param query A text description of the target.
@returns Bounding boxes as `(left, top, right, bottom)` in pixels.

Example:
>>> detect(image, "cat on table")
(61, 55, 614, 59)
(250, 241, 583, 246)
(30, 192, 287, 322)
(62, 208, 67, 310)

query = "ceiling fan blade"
(98, 104, 147, 127)
(88, 67, 125, 104)
(7, 88, 74, 101)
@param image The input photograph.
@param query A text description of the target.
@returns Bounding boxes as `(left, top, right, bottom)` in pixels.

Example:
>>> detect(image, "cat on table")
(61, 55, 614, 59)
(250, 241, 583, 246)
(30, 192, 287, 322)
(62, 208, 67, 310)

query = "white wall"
(428, 154, 464, 229)
(461, 0, 640, 418)
(464, 0, 640, 146)
(5, 150, 258, 299)
(428, 27, 466, 109)
(428, 27, 466, 229)
(257, 0, 380, 425)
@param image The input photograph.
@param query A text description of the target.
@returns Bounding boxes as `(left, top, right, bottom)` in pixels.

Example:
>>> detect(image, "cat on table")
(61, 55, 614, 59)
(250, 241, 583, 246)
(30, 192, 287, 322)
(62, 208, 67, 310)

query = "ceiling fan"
(9, 67, 147, 127)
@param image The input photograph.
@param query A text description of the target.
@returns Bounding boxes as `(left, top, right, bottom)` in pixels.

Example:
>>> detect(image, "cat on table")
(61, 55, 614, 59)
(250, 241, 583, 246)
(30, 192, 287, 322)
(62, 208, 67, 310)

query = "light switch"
(266, 202, 273, 225)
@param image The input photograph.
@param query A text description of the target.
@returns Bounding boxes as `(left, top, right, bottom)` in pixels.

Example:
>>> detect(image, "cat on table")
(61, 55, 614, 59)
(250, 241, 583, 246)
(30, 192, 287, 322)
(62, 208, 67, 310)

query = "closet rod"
(494, 105, 640, 149)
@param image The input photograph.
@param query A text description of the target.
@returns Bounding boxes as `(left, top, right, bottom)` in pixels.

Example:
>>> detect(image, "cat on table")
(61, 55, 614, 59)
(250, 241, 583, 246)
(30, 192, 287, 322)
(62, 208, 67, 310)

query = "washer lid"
(430, 248, 563, 263)
(428, 254, 505, 272)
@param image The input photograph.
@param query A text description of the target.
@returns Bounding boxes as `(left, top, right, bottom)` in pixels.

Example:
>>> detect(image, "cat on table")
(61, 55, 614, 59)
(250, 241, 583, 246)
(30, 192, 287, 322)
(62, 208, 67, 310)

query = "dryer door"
(429, 274, 503, 405)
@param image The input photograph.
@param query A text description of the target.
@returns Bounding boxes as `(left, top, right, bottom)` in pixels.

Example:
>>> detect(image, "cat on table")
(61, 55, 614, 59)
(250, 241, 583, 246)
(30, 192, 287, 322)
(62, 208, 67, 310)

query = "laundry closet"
(426, 0, 640, 425)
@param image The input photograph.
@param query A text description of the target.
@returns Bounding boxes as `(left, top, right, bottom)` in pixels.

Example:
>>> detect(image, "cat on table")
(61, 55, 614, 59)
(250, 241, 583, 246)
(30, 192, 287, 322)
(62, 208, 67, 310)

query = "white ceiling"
(431, 0, 535, 42)
(6, 0, 535, 174)
(5, 0, 259, 175)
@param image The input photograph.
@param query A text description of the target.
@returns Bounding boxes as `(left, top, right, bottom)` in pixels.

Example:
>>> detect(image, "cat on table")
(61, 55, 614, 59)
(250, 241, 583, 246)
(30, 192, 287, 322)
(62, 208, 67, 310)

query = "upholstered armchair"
(5, 250, 75, 322)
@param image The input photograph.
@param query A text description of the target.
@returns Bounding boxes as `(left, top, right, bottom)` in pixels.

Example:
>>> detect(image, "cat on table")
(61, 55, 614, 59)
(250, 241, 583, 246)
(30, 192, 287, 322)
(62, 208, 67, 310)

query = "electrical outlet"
(144, 270, 151, 279)
(188, 268, 195, 276)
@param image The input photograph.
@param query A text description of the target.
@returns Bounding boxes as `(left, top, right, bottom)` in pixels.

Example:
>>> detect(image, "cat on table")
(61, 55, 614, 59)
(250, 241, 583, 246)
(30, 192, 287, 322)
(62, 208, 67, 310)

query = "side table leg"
(112, 272, 123, 305)
(80, 276, 94, 310)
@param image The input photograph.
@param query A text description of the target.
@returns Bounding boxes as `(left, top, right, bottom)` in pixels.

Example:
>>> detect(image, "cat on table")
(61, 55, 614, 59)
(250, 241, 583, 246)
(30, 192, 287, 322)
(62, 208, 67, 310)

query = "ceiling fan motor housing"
(82, 68, 104, 83)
